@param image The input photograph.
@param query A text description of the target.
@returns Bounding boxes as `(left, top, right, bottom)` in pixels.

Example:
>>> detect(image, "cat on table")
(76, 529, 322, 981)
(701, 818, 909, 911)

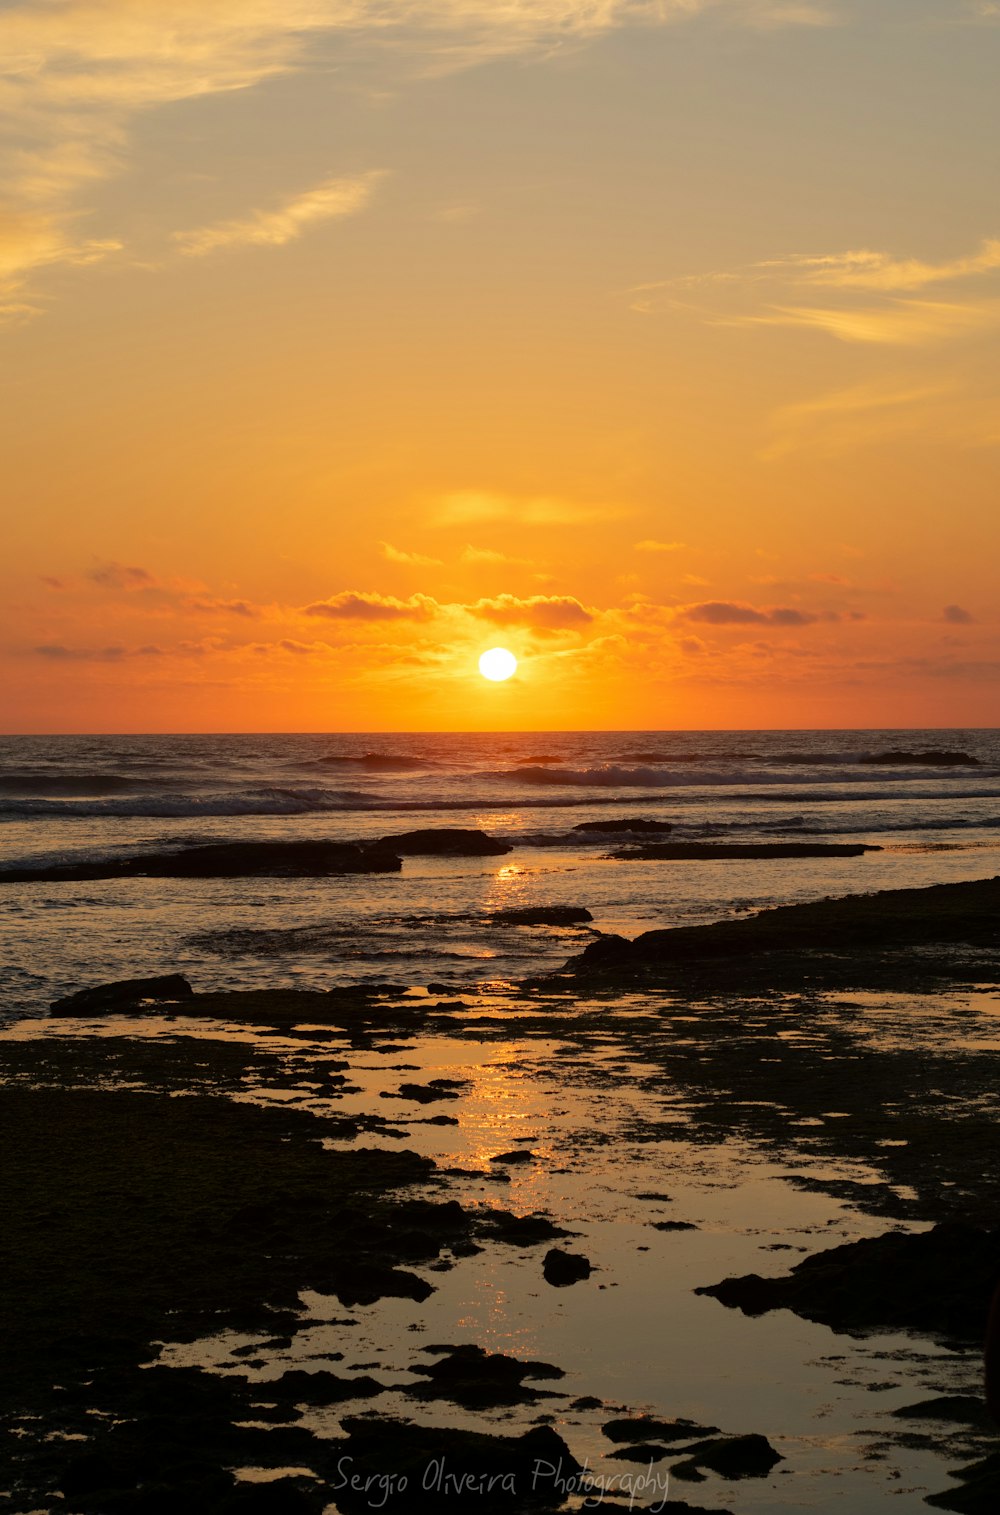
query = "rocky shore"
(559, 874, 1000, 991)
(4, 868, 1000, 1511)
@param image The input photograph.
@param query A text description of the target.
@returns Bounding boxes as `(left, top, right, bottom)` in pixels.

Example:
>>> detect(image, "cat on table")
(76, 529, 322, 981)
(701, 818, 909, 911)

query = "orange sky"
(2, 1, 999, 731)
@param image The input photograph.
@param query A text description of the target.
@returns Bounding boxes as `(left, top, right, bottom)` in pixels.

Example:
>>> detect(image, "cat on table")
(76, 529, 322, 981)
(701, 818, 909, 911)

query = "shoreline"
(3, 870, 1000, 1511)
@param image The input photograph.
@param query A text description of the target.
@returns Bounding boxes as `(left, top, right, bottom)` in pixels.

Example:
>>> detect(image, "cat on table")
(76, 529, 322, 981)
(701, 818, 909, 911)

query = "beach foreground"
(3, 876, 1000, 1512)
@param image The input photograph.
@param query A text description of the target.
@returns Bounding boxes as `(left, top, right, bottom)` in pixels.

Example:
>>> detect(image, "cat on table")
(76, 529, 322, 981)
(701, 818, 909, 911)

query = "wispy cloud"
(680, 599, 825, 627)
(88, 560, 156, 590)
(433, 489, 622, 526)
(731, 297, 1000, 346)
(639, 235, 1000, 348)
(634, 538, 686, 553)
(174, 172, 384, 257)
(759, 240, 1000, 293)
(0, 0, 827, 314)
(380, 541, 443, 567)
(763, 379, 954, 458)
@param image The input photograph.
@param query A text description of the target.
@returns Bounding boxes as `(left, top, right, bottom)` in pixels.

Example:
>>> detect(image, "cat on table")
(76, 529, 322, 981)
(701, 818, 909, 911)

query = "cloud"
(681, 599, 820, 626)
(380, 541, 443, 567)
(943, 604, 975, 625)
(302, 590, 438, 621)
(31, 642, 162, 660)
(634, 538, 686, 553)
(732, 298, 1000, 347)
(0, 1, 819, 313)
(87, 560, 156, 590)
(465, 593, 594, 629)
(0, 207, 121, 321)
(764, 380, 952, 458)
(187, 597, 259, 617)
(174, 172, 384, 257)
(461, 544, 517, 564)
(762, 240, 1000, 294)
(433, 489, 621, 526)
(39, 575, 68, 589)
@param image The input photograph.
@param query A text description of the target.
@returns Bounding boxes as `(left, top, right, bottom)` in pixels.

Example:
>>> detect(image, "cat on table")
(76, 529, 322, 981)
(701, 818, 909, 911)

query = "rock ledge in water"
(866, 749, 981, 767)
(51, 974, 194, 1014)
(696, 1221, 1000, 1340)
(374, 828, 512, 856)
(3, 840, 401, 883)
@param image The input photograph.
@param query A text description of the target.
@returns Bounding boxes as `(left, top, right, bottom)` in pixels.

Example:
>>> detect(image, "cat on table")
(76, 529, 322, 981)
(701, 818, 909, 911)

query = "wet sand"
(3, 876, 1000, 1512)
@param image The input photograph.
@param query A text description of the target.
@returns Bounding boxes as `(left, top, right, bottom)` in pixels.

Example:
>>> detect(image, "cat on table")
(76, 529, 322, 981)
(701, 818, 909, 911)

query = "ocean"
(2, 727, 998, 1020)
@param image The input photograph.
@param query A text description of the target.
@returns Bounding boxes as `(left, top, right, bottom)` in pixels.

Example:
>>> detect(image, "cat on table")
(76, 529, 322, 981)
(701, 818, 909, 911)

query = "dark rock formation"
(566, 875, 1000, 980)
(51, 974, 195, 1014)
(866, 749, 981, 767)
(407, 1343, 564, 1406)
(609, 842, 876, 861)
(4, 840, 401, 884)
(542, 1248, 592, 1286)
(696, 1222, 1000, 1341)
(374, 828, 512, 856)
(927, 1450, 1000, 1512)
(671, 1434, 783, 1481)
(602, 1417, 720, 1445)
(488, 906, 593, 926)
(263, 1368, 385, 1404)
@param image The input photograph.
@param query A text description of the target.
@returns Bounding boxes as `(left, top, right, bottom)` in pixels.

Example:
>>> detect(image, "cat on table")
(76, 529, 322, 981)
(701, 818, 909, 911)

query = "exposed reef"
(607, 842, 877, 861)
(372, 828, 512, 856)
(696, 1222, 1000, 1342)
(558, 875, 1000, 991)
(0, 839, 401, 883)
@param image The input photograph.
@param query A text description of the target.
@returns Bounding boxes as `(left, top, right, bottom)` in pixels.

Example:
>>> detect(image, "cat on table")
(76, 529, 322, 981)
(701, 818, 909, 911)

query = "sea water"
(1, 727, 998, 1019)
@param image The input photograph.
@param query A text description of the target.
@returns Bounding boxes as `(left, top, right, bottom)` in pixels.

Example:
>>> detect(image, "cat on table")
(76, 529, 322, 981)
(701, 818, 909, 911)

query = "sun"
(478, 647, 518, 682)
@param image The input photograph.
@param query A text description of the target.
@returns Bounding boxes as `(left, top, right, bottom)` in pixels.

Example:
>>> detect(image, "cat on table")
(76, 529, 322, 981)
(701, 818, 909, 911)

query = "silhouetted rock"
(5, 841, 401, 884)
(262, 1368, 384, 1404)
(671, 1434, 783, 1480)
(609, 842, 876, 860)
(374, 828, 512, 856)
(407, 1343, 564, 1406)
(866, 749, 981, 767)
(565, 875, 1000, 983)
(488, 906, 593, 926)
(542, 1248, 592, 1286)
(386, 1083, 462, 1105)
(892, 1396, 995, 1431)
(51, 975, 194, 1014)
(927, 1450, 1000, 1512)
(476, 1210, 571, 1246)
(696, 1222, 1000, 1340)
(573, 818, 672, 834)
(602, 1417, 719, 1445)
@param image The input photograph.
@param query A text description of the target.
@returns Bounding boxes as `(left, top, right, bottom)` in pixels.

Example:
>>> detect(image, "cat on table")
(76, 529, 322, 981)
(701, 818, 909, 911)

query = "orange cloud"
(465, 593, 594, 630)
(302, 591, 439, 622)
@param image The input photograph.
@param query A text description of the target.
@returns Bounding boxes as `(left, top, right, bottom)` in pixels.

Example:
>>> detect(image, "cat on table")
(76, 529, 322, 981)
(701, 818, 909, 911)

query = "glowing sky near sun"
(1, 1, 998, 732)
